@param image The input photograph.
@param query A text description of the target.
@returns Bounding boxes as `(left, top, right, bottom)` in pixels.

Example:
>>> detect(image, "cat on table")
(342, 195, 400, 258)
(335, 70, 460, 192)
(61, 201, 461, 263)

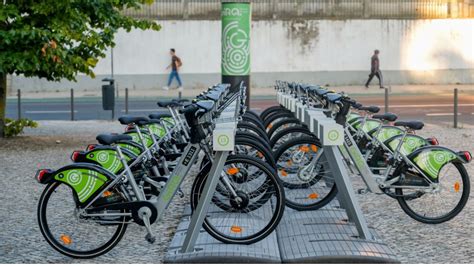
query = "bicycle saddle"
(204, 91, 221, 101)
(358, 106, 380, 113)
(325, 93, 342, 104)
(172, 98, 190, 103)
(148, 112, 171, 120)
(315, 88, 329, 96)
(157, 100, 182, 108)
(196, 100, 215, 111)
(372, 112, 398, 122)
(352, 102, 363, 109)
(210, 84, 228, 93)
(118, 116, 149, 125)
(96, 134, 133, 145)
(136, 119, 161, 126)
(394, 120, 424, 130)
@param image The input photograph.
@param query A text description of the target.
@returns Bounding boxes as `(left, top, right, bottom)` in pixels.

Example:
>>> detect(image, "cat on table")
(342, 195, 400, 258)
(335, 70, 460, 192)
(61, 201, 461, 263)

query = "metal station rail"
(164, 90, 400, 264)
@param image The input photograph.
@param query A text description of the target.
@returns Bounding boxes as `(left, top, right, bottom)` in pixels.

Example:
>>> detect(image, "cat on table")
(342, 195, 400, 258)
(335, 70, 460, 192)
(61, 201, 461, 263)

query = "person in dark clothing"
(365, 49, 384, 89)
(163, 48, 183, 91)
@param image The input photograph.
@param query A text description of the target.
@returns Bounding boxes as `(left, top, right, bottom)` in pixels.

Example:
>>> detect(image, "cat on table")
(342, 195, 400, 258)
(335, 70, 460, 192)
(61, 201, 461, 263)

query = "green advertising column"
(221, 1, 251, 106)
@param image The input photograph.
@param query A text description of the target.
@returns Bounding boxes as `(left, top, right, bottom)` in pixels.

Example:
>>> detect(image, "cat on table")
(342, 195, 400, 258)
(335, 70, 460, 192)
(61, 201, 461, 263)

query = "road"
(5, 94, 474, 126)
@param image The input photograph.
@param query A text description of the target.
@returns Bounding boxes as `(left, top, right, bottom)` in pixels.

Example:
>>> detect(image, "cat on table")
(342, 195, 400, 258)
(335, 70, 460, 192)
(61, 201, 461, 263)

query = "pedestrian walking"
(163, 48, 183, 91)
(365, 49, 384, 89)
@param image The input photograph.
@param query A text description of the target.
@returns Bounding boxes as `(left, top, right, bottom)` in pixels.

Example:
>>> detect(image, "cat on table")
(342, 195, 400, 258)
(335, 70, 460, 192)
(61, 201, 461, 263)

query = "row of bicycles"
(34, 80, 471, 259)
(270, 81, 471, 224)
(35, 83, 288, 258)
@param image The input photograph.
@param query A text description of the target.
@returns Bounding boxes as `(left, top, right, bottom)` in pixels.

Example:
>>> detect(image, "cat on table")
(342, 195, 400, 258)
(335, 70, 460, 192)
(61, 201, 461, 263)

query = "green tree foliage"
(4, 118, 38, 137)
(0, 0, 161, 136)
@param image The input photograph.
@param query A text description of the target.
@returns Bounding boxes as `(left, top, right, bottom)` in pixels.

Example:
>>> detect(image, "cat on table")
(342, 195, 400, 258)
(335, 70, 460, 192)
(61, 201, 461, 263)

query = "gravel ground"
(0, 121, 473, 263)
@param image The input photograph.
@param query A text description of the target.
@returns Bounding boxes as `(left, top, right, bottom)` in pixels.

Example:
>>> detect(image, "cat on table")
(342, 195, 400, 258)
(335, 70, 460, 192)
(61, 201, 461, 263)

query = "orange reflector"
(286, 160, 293, 166)
(299, 146, 310, 152)
(280, 169, 288, 177)
(257, 152, 264, 158)
(103, 191, 112, 197)
(60, 234, 72, 245)
(454, 182, 461, 192)
(231, 225, 242, 233)
(226, 167, 239, 175)
(267, 124, 273, 129)
(311, 145, 318, 152)
(308, 193, 319, 199)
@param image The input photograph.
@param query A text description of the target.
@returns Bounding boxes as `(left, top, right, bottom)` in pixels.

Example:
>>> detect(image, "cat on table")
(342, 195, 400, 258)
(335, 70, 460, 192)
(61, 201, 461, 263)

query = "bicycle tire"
(267, 117, 302, 139)
(269, 125, 312, 149)
(396, 162, 470, 224)
(237, 121, 271, 144)
(274, 136, 338, 210)
(260, 105, 288, 121)
(190, 154, 285, 245)
(37, 182, 128, 259)
(263, 111, 295, 129)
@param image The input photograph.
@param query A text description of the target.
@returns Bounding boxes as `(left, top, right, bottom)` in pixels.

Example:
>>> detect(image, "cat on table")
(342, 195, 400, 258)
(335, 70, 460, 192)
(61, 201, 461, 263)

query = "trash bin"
(102, 78, 115, 110)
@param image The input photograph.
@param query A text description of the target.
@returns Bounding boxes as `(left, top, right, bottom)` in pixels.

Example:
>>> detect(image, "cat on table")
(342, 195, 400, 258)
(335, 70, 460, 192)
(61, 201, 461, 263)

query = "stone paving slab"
(164, 199, 399, 264)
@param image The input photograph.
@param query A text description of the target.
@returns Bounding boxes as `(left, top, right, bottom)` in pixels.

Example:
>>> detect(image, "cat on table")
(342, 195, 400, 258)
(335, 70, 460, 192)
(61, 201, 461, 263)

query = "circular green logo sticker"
(328, 130, 340, 141)
(217, 135, 230, 146)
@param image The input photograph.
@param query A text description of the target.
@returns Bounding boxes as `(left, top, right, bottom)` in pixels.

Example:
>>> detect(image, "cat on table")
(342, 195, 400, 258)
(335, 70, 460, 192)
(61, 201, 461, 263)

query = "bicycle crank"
(87, 201, 158, 226)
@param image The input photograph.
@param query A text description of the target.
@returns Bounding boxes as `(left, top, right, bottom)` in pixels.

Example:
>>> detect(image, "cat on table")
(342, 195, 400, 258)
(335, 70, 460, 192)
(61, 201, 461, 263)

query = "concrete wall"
(11, 19, 474, 93)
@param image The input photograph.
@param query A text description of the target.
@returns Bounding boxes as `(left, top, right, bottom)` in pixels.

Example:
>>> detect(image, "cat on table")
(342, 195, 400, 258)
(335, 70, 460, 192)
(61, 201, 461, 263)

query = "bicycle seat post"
(134, 124, 149, 150)
(114, 145, 131, 175)
(383, 128, 408, 180)
(371, 123, 384, 144)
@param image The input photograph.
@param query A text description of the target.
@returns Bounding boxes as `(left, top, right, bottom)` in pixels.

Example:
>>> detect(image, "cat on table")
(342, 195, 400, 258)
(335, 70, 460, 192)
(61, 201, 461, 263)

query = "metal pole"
(17, 89, 21, 120)
(178, 91, 182, 100)
(116, 81, 119, 98)
(70, 88, 74, 121)
(384, 87, 389, 113)
(454, 88, 458, 128)
(111, 47, 114, 79)
(125, 88, 129, 114)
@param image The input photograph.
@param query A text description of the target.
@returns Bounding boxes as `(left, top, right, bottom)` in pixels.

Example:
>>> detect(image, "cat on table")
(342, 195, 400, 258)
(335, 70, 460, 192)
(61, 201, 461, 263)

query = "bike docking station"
(164, 90, 399, 263)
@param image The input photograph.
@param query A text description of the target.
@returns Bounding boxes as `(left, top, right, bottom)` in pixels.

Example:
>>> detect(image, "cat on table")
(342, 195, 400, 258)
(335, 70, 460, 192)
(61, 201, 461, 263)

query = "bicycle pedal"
(145, 233, 156, 244)
(177, 188, 185, 198)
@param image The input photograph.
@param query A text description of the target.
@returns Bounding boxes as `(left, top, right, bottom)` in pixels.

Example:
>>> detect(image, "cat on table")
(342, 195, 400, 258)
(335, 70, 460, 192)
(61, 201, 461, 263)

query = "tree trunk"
(0, 73, 7, 138)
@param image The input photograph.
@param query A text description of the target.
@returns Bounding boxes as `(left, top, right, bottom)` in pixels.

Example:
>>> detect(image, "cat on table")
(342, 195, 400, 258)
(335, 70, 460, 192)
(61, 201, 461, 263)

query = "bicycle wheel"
(37, 182, 128, 258)
(263, 111, 294, 130)
(269, 125, 312, 150)
(236, 131, 273, 153)
(396, 162, 470, 224)
(237, 121, 271, 144)
(242, 113, 266, 131)
(191, 155, 285, 245)
(235, 136, 276, 169)
(274, 136, 338, 210)
(267, 117, 302, 138)
(199, 135, 276, 170)
(245, 110, 262, 121)
(260, 105, 287, 121)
